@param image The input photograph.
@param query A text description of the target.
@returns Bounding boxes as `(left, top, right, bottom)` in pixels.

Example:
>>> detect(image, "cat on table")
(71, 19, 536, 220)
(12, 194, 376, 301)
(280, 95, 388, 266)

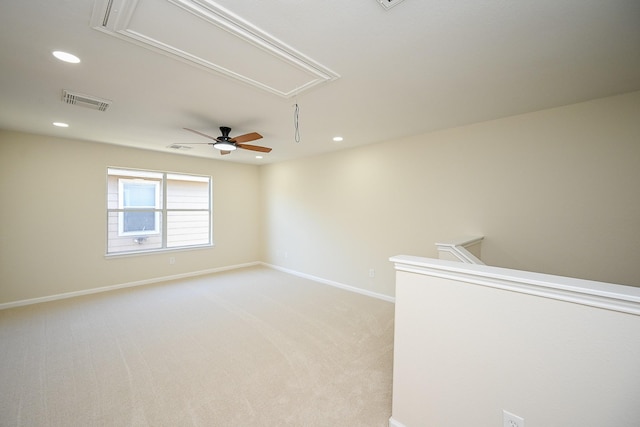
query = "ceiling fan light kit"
(213, 141, 237, 151)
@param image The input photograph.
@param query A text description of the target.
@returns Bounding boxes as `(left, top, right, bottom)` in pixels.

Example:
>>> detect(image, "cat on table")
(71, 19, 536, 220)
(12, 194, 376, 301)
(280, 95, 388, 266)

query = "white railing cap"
(390, 255, 640, 316)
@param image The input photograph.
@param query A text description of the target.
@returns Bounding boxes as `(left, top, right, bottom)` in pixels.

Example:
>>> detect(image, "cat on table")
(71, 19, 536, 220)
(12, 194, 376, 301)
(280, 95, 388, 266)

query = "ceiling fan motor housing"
(219, 126, 232, 141)
(214, 127, 237, 150)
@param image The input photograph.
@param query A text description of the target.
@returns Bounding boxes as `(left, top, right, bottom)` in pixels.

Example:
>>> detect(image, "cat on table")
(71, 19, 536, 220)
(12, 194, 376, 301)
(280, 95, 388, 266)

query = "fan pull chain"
(293, 103, 301, 143)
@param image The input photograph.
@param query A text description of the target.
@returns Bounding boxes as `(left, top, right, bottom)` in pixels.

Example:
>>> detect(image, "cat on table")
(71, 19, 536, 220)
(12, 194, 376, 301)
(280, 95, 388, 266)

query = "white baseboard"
(0, 262, 261, 310)
(389, 416, 407, 427)
(261, 262, 395, 303)
(1, 261, 396, 310)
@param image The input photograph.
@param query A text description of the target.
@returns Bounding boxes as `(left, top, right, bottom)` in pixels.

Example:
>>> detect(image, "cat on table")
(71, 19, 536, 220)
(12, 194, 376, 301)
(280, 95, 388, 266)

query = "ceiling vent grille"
(167, 144, 193, 150)
(377, 0, 406, 10)
(62, 89, 112, 111)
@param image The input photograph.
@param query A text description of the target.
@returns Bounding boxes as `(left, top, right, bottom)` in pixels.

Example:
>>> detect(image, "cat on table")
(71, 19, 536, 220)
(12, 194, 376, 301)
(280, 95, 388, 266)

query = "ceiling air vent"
(62, 89, 112, 111)
(377, 0, 406, 10)
(167, 144, 193, 151)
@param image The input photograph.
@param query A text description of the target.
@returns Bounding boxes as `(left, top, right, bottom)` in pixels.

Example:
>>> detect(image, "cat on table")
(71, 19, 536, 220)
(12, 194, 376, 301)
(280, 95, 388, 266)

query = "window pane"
(123, 182, 156, 207)
(107, 175, 119, 209)
(107, 212, 163, 254)
(123, 211, 156, 233)
(167, 211, 210, 247)
(167, 177, 210, 209)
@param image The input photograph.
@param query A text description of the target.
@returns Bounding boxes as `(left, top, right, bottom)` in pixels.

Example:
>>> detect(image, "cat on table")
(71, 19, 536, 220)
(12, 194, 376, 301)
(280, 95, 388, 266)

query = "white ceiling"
(1, 0, 639, 164)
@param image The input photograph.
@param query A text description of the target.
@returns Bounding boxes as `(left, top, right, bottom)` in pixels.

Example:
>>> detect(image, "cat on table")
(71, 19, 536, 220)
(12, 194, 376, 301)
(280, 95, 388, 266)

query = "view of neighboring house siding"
(166, 177, 210, 247)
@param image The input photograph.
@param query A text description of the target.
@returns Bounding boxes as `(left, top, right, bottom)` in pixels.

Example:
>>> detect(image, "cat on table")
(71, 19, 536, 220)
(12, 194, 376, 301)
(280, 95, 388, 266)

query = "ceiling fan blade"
(237, 143, 272, 153)
(230, 132, 262, 143)
(183, 127, 218, 141)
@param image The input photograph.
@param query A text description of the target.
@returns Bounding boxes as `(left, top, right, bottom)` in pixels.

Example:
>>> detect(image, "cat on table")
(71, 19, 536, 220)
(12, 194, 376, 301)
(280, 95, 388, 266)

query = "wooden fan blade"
(184, 128, 218, 141)
(237, 143, 272, 153)
(230, 132, 262, 143)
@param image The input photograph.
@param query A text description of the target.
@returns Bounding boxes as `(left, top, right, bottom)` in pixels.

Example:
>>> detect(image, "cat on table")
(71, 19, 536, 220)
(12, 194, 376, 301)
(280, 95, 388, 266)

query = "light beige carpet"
(0, 266, 394, 426)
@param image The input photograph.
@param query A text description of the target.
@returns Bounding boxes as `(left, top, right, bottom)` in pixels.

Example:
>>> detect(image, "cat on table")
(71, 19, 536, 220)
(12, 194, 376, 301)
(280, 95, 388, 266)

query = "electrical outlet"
(369, 268, 375, 278)
(169, 256, 176, 265)
(503, 410, 524, 427)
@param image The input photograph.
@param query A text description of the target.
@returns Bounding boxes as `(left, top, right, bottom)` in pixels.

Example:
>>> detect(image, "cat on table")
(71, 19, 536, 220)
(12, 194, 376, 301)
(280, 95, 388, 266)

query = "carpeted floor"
(0, 266, 394, 426)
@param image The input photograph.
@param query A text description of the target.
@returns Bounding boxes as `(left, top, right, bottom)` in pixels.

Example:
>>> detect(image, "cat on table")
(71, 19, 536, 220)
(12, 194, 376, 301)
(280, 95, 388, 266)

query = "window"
(119, 179, 160, 236)
(107, 168, 212, 255)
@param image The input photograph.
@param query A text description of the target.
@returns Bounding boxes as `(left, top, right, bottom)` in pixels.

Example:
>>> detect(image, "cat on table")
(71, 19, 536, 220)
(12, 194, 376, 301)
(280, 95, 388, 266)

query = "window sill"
(105, 243, 215, 258)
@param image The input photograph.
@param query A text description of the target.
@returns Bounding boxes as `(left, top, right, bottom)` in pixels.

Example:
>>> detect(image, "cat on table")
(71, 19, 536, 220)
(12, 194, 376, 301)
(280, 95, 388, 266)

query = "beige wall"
(260, 91, 640, 296)
(0, 131, 261, 304)
(2, 91, 639, 305)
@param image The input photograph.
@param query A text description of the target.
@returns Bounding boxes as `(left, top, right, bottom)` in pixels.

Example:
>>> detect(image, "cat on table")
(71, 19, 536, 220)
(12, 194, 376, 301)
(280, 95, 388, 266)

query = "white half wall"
(390, 256, 640, 426)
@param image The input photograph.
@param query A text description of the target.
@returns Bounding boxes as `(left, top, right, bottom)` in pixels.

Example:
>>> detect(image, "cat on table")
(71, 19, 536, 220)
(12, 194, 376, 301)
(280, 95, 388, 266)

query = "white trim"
(389, 417, 408, 427)
(261, 263, 395, 303)
(435, 235, 485, 265)
(435, 236, 484, 247)
(390, 255, 640, 316)
(90, 0, 339, 98)
(0, 261, 396, 310)
(436, 246, 484, 265)
(0, 262, 260, 310)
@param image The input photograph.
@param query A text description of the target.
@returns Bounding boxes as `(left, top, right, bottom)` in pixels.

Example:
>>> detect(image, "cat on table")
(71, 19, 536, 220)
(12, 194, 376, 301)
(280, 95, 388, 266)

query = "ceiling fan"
(183, 126, 272, 155)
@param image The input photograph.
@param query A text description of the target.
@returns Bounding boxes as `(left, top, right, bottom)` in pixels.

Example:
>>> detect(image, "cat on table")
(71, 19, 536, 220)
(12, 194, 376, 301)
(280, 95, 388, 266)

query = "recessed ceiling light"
(333, 136, 344, 142)
(255, 155, 263, 159)
(52, 51, 81, 64)
(52, 122, 69, 128)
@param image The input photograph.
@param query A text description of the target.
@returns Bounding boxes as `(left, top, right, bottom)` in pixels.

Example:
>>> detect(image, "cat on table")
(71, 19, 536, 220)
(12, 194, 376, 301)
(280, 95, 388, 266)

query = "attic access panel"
(91, 0, 339, 98)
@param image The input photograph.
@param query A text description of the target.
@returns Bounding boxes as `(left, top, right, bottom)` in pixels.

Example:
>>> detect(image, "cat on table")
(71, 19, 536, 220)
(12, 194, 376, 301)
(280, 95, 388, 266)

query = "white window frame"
(118, 178, 161, 236)
(107, 167, 213, 256)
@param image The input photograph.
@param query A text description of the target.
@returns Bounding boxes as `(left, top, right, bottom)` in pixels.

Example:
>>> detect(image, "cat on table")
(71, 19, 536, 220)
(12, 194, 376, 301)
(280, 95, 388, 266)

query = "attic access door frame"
(90, 0, 340, 98)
